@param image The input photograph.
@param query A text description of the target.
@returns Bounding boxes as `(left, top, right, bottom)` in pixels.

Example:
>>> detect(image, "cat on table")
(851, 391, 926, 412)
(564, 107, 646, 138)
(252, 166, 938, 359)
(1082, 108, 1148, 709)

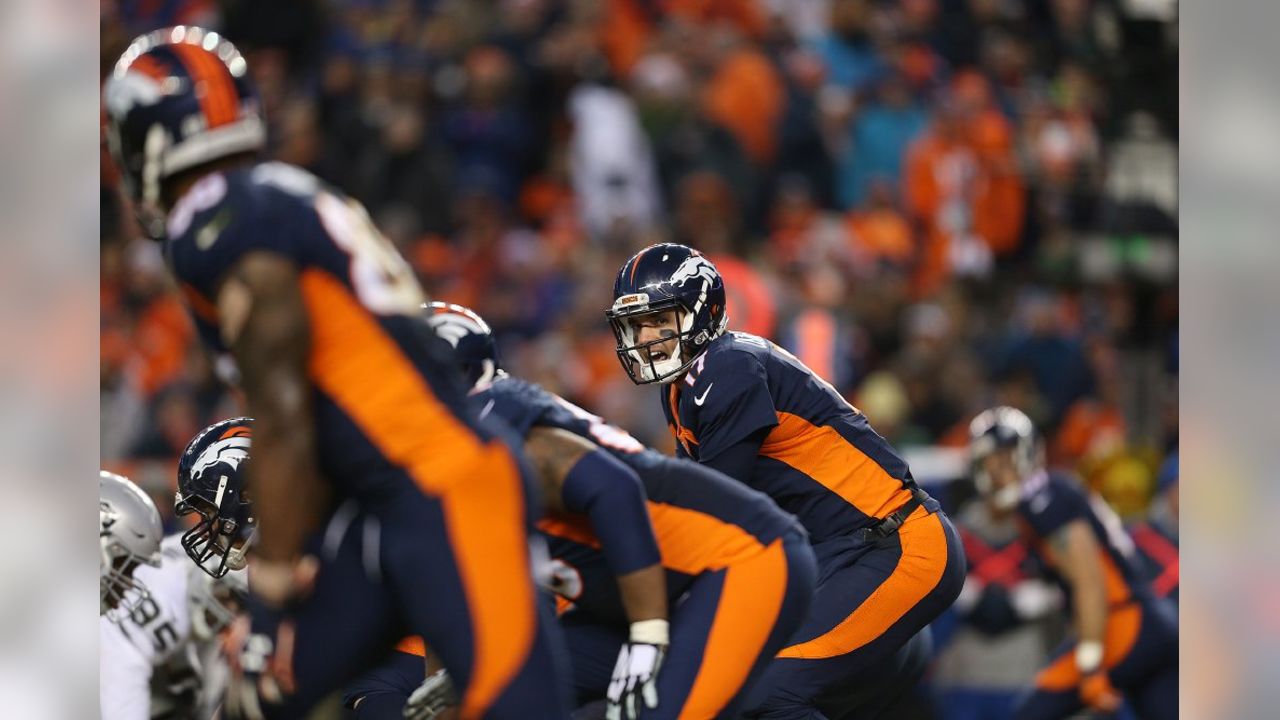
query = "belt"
(861, 487, 933, 541)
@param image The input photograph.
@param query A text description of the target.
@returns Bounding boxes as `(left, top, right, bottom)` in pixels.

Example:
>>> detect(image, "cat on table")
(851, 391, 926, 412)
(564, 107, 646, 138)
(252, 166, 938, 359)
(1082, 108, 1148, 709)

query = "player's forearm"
(1061, 522, 1109, 647)
(226, 253, 324, 562)
(617, 564, 669, 623)
(246, 397, 320, 561)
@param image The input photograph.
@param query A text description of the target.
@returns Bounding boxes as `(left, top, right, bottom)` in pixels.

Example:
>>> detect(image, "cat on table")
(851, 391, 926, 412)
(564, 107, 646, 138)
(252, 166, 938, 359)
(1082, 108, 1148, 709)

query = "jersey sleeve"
(690, 350, 779, 463)
(1019, 474, 1091, 538)
(473, 380, 545, 438)
(100, 618, 154, 720)
(166, 171, 304, 299)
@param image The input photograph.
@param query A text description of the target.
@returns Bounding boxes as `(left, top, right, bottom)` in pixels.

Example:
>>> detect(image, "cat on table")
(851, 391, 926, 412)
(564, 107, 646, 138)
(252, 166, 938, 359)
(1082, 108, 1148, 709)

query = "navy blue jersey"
(662, 332, 935, 542)
(472, 374, 802, 623)
(1016, 471, 1152, 607)
(164, 162, 496, 498)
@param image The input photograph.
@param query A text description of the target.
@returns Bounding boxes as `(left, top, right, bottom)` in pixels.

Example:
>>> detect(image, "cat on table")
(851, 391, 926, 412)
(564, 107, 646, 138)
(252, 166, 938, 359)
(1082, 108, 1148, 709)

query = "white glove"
(1010, 580, 1061, 619)
(606, 620, 668, 720)
(403, 669, 456, 720)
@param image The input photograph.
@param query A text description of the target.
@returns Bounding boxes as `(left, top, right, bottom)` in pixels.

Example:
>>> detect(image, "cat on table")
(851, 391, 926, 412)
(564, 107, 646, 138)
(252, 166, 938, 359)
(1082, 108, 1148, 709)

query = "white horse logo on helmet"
(668, 254, 718, 291)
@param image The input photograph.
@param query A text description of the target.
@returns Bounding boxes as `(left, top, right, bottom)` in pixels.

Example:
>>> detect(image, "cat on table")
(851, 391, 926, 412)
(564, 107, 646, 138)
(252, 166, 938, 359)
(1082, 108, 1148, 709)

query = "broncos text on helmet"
(174, 417, 255, 578)
(103, 26, 265, 239)
(606, 243, 728, 385)
(968, 406, 1041, 510)
(100, 471, 164, 619)
(420, 301, 502, 389)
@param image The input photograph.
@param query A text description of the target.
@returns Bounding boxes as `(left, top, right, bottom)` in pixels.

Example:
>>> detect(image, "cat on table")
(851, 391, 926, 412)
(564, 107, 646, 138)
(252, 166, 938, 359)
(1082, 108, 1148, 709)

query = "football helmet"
(968, 406, 1040, 510)
(606, 243, 727, 384)
(174, 417, 255, 578)
(421, 301, 501, 389)
(100, 471, 164, 619)
(188, 564, 248, 641)
(103, 26, 265, 239)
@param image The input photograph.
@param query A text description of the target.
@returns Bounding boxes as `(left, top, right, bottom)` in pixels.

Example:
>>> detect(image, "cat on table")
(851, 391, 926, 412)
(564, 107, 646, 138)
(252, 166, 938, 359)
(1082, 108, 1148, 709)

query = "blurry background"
(99, 1, 1177, 717)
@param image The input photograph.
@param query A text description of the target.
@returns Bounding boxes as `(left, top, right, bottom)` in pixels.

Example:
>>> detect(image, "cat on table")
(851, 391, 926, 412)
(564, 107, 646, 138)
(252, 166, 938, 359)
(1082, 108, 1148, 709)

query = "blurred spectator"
(630, 52, 754, 213)
(837, 72, 927, 210)
(812, 0, 886, 96)
(846, 178, 916, 270)
(998, 288, 1093, 425)
(904, 70, 1025, 297)
(700, 30, 786, 167)
(568, 83, 663, 241)
(442, 46, 533, 206)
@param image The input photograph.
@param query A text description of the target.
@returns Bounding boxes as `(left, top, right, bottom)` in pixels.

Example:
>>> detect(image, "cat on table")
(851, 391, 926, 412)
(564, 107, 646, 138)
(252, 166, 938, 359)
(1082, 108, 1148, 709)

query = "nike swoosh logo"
(196, 209, 232, 250)
(693, 383, 714, 406)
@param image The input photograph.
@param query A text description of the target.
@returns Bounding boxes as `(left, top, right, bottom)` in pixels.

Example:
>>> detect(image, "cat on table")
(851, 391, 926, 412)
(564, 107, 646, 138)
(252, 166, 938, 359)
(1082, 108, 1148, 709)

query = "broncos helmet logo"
(427, 305, 492, 349)
(668, 253, 719, 292)
(190, 431, 252, 484)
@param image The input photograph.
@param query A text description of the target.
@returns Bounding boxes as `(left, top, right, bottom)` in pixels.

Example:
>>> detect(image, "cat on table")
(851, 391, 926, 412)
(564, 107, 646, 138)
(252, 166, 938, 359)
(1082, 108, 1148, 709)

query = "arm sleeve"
(100, 618, 154, 720)
(1022, 477, 1091, 538)
(692, 352, 778, 463)
(701, 426, 770, 482)
(561, 449, 662, 575)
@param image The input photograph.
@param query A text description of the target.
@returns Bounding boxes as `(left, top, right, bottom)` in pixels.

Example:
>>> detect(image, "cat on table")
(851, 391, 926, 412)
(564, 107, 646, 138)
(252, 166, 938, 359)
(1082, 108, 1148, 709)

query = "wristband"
(630, 619, 669, 645)
(1075, 640, 1104, 674)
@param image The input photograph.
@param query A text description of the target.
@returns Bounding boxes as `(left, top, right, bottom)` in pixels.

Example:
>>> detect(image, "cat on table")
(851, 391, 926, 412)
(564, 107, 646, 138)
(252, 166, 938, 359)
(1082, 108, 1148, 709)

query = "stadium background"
(99, 0, 1177, 717)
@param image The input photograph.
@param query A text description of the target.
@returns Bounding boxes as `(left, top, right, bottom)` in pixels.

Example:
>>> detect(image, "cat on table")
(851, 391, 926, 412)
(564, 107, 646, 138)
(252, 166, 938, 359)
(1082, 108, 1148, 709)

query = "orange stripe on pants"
(778, 510, 947, 660)
(680, 539, 789, 719)
(1035, 602, 1144, 691)
(300, 270, 535, 717)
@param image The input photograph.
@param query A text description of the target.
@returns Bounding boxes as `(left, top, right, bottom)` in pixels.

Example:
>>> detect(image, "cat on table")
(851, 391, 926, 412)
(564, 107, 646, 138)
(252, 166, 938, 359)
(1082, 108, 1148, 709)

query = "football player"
(969, 407, 1178, 719)
(101, 463, 246, 720)
(606, 244, 966, 719)
(345, 302, 818, 720)
(103, 28, 567, 719)
(100, 540, 247, 720)
(100, 470, 163, 619)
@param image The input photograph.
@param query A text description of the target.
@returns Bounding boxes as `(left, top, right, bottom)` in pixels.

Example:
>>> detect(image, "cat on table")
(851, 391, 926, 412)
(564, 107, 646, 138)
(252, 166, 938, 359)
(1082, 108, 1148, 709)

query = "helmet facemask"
(607, 300, 707, 385)
(970, 437, 1039, 512)
(175, 493, 255, 579)
(188, 566, 247, 641)
(99, 536, 156, 621)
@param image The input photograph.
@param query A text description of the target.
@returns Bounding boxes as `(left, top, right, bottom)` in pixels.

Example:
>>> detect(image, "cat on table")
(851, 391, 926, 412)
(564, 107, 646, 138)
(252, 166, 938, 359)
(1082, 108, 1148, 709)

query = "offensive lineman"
(103, 27, 567, 718)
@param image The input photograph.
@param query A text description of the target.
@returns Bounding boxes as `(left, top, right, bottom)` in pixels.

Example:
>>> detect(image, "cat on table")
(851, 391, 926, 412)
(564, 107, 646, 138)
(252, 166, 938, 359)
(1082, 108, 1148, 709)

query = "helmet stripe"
(169, 43, 238, 128)
(219, 425, 252, 440)
(129, 54, 171, 82)
(629, 246, 650, 285)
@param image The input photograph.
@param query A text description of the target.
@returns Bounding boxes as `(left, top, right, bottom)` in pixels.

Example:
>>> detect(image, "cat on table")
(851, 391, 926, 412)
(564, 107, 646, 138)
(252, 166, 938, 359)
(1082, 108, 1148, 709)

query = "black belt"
(861, 487, 933, 541)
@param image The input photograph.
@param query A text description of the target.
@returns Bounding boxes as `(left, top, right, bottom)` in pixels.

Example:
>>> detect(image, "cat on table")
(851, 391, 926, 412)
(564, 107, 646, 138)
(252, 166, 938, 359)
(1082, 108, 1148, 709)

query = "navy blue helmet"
(103, 26, 265, 238)
(174, 417, 255, 578)
(421, 302, 501, 389)
(606, 243, 728, 384)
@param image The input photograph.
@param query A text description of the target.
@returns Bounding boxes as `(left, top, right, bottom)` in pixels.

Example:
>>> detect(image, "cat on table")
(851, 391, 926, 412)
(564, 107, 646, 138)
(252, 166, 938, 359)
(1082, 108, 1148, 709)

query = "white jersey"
(100, 535, 224, 720)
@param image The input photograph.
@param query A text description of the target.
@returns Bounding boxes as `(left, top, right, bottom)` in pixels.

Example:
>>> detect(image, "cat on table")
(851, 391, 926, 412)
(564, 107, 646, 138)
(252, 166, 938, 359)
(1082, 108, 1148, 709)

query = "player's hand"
(605, 641, 666, 720)
(1080, 670, 1122, 713)
(222, 611, 298, 719)
(403, 668, 458, 720)
(248, 555, 318, 609)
